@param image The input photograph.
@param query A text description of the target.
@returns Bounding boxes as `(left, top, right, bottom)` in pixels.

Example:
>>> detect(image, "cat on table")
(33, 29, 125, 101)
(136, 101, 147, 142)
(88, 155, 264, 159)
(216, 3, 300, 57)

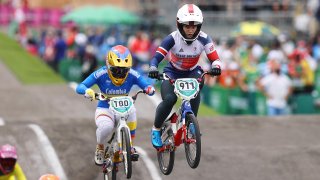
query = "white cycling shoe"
(95, 145, 104, 166)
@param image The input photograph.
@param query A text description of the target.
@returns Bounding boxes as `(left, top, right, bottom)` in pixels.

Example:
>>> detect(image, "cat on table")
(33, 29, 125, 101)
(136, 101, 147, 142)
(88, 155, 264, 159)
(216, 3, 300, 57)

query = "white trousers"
(95, 107, 137, 144)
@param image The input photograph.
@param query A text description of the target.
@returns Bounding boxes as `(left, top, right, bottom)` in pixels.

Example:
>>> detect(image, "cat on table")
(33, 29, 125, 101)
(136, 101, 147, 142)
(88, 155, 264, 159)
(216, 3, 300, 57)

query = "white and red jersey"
(150, 30, 220, 71)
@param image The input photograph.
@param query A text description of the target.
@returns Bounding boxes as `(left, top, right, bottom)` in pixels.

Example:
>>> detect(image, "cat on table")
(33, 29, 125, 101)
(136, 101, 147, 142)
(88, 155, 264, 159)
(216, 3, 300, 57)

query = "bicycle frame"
(173, 100, 195, 147)
(114, 116, 131, 154)
(95, 91, 145, 179)
(154, 71, 216, 173)
(157, 73, 203, 151)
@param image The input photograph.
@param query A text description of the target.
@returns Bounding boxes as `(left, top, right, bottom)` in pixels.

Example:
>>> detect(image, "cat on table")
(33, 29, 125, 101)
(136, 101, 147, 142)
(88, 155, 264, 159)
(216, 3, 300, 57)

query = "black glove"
(211, 67, 221, 76)
(148, 66, 159, 79)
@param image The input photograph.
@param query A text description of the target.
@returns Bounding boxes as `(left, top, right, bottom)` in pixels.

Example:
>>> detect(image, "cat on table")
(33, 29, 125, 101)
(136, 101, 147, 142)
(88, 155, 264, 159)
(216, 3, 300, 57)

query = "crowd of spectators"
(2, 0, 320, 115)
(15, 25, 162, 81)
(5, 20, 320, 115)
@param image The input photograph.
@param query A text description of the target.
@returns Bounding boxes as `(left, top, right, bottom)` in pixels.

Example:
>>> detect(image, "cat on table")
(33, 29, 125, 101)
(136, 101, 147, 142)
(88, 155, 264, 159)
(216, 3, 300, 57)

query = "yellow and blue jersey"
(76, 66, 151, 108)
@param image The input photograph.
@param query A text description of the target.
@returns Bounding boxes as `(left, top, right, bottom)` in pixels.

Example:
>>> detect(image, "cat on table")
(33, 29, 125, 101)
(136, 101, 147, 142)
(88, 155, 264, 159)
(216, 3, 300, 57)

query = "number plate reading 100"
(110, 97, 133, 114)
(112, 99, 130, 107)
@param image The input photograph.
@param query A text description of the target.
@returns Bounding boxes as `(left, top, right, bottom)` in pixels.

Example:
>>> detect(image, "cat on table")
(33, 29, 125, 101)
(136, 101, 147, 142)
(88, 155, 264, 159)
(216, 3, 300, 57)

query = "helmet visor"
(0, 158, 16, 173)
(109, 66, 130, 78)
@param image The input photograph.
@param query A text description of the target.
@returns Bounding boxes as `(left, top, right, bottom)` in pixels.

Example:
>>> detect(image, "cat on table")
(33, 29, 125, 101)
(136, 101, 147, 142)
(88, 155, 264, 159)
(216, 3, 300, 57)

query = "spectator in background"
(288, 46, 315, 94)
(312, 33, 320, 62)
(42, 29, 56, 69)
(294, 3, 312, 39)
(26, 37, 38, 56)
(81, 45, 98, 81)
(66, 26, 78, 49)
(74, 31, 88, 63)
(267, 39, 287, 65)
(277, 32, 295, 57)
(257, 60, 292, 116)
(53, 30, 67, 72)
(128, 31, 151, 72)
(217, 61, 246, 90)
(0, 144, 26, 180)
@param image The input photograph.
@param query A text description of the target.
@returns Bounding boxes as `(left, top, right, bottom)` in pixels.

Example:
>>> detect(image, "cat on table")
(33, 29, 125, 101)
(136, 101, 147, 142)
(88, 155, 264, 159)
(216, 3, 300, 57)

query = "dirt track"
(2, 61, 320, 180)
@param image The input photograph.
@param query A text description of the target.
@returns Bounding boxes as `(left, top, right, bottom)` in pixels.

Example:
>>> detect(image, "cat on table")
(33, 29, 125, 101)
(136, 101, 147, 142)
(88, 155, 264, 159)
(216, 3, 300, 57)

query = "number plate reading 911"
(174, 78, 199, 100)
(109, 96, 134, 115)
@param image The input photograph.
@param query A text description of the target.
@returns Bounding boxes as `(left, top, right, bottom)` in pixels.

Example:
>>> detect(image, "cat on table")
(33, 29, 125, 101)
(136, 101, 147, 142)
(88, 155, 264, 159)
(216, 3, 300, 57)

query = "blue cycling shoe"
(151, 129, 163, 148)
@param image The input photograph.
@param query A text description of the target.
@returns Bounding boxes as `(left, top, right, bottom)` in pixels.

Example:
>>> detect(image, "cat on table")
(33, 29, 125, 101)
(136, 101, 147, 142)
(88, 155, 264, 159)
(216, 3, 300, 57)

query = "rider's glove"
(144, 85, 155, 96)
(211, 60, 222, 76)
(85, 88, 95, 100)
(148, 66, 159, 79)
(211, 66, 221, 76)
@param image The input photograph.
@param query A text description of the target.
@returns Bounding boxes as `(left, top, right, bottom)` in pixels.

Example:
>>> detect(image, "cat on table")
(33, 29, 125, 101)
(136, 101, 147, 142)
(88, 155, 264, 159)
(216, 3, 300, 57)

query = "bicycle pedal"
(131, 154, 139, 161)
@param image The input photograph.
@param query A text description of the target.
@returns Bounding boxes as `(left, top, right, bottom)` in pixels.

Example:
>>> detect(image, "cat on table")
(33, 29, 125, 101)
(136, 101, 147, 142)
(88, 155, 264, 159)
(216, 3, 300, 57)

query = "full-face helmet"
(106, 45, 133, 86)
(177, 4, 203, 45)
(0, 144, 17, 174)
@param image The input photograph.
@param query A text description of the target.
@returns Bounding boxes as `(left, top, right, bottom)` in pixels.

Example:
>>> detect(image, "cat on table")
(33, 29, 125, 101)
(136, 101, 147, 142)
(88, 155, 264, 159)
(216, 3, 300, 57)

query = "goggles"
(109, 66, 130, 78)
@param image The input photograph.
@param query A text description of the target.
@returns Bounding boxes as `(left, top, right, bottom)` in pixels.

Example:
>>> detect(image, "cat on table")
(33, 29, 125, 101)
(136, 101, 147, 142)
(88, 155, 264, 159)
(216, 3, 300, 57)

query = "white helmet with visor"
(177, 4, 203, 45)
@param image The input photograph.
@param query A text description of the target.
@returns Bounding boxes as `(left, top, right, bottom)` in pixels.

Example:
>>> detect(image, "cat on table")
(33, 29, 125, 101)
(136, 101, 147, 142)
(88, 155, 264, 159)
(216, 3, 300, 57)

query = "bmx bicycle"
(151, 71, 215, 175)
(93, 90, 145, 180)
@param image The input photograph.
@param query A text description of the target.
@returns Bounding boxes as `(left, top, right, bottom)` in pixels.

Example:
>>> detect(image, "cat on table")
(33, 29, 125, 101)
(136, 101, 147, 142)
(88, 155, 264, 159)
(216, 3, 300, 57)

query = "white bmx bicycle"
(94, 90, 145, 180)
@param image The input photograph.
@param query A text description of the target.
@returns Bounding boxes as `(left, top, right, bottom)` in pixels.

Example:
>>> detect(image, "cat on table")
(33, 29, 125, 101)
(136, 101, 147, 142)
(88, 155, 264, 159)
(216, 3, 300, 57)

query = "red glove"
(144, 86, 155, 96)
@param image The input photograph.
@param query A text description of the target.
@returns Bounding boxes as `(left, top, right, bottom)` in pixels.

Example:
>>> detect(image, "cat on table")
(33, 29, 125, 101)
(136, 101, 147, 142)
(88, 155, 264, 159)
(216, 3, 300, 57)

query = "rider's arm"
(199, 34, 221, 64)
(130, 69, 150, 89)
(76, 68, 104, 94)
(12, 163, 27, 180)
(150, 34, 175, 68)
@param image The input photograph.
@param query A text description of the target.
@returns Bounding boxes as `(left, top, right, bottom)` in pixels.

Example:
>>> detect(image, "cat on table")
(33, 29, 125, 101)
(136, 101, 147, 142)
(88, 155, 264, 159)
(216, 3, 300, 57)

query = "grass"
(198, 102, 219, 116)
(0, 32, 65, 84)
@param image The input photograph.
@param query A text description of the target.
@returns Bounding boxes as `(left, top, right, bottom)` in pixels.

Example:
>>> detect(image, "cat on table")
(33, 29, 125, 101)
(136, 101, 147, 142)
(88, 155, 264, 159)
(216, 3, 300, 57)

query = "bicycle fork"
(116, 118, 132, 155)
(172, 100, 194, 147)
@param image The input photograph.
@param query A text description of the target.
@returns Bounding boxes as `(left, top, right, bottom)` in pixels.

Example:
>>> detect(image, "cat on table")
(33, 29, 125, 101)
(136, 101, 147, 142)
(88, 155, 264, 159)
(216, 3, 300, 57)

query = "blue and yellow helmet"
(106, 45, 133, 86)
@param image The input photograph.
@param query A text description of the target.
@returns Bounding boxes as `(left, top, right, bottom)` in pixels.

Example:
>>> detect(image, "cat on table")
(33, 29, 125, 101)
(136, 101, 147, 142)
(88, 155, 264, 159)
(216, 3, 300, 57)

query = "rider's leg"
(151, 80, 177, 147)
(190, 93, 201, 117)
(154, 80, 177, 128)
(127, 107, 139, 161)
(95, 108, 115, 165)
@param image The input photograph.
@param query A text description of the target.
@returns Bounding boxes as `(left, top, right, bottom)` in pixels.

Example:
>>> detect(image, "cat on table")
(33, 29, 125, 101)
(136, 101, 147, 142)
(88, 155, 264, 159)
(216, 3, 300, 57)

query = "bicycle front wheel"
(157, 122, 175, 175)
(184, 113, 201, 168)
(120, 127, 132, 179)
(103, 163, 117, 180)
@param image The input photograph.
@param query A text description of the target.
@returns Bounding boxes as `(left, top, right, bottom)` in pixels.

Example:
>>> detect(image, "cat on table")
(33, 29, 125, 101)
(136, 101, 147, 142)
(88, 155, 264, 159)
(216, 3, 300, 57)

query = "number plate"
(174, 78, 199, 100)
(109, 96, 134, 115)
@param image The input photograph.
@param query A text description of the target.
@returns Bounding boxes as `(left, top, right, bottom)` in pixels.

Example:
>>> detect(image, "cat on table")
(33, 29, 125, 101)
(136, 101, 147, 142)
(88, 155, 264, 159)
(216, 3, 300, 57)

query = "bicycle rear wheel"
(120, 127, 132, 178)
(157, 122, 175, 175)
(184, 113, 201, 168)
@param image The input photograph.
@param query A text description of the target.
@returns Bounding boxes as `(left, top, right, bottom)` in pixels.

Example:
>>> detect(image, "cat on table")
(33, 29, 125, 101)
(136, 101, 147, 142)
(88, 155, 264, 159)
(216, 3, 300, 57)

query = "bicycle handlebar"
(93, 90, 146, 101)
(152, 71, 217, 82)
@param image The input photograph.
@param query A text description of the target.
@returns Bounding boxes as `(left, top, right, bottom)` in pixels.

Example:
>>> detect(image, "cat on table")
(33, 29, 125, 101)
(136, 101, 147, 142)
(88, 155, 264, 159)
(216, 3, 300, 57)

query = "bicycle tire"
(121, 127, 132, 179)
(184, 113, 201, 168)
(157, 122, 175, 175)
(111, 163, 117, 180)
(103, 169, 115, 180)
(103, 153, 117, 180)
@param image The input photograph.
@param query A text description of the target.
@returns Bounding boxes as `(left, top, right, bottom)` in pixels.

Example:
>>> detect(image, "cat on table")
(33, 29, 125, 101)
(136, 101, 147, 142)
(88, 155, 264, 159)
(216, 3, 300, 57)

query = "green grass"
(0, 32, 65, 84)
(198, 102, 219, 117)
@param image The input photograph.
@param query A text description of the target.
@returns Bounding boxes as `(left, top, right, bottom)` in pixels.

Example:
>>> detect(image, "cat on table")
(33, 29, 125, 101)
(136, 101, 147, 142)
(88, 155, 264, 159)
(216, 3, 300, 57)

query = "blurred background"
(1, 0, 320, 116)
